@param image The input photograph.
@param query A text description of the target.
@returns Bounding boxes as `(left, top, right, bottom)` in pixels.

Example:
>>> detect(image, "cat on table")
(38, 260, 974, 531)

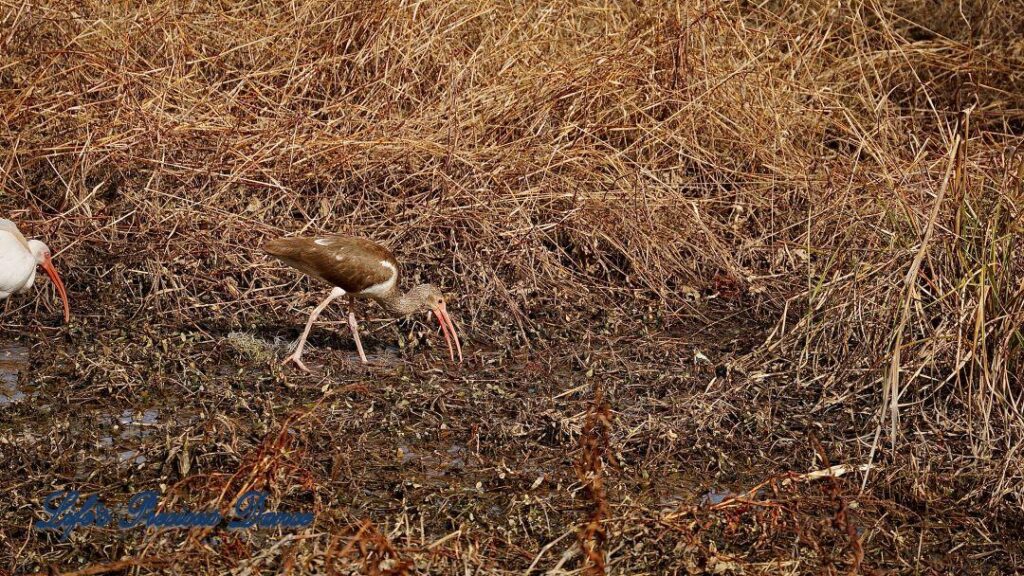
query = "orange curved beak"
(431, 301, 463, 363)
(40, 253, 70, 322)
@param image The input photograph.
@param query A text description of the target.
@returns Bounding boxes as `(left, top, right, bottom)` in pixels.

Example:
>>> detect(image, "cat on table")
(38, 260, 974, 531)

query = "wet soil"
(1, 308, 1021, 574)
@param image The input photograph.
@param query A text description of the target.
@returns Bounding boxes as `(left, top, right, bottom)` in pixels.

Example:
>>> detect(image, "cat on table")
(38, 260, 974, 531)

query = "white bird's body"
(0, 221, 40, 299)
(0, 219, 71, 321)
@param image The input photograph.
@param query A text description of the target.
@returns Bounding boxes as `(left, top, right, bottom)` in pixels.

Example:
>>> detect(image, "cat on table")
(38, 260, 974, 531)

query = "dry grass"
(1, 0, 1023, 573)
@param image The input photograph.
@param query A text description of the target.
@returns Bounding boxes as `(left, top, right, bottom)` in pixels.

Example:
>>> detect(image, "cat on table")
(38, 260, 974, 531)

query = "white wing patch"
(362, 260, 397, 296)
(315, 238, 332, 246)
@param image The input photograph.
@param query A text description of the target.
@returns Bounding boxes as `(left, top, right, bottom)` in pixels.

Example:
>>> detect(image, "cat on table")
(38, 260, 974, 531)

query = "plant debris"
(2, 0, 1023, 574)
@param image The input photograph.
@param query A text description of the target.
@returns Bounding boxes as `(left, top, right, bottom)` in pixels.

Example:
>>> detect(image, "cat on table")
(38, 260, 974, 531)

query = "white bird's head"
(27, 239, 71, 322)
(27, 239, 50, 261)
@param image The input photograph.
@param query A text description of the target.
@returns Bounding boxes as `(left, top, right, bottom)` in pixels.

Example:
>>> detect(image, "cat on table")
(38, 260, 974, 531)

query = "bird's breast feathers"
(0, 229, 37, 296)
(362, 260, 398, 296)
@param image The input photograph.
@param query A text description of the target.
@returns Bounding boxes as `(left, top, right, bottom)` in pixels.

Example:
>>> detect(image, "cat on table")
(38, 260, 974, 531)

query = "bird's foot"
(282, 352, 310, 373)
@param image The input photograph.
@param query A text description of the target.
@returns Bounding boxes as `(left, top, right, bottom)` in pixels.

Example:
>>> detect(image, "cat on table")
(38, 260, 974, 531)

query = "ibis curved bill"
(431, 300, 462, 363)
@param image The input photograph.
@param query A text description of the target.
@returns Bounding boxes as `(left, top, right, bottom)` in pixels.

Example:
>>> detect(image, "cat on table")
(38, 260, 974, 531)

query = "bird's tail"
(263, 237, 322, 279)
(264, 237, 303, 259)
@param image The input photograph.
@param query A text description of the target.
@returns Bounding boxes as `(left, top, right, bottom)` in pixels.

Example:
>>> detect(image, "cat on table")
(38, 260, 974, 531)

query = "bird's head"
(28, 239, 70, 322)
(406, 284, 463, 363)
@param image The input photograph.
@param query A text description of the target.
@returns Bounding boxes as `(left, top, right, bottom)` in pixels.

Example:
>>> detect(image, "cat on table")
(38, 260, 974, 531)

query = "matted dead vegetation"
(1, 0, 1023, 573)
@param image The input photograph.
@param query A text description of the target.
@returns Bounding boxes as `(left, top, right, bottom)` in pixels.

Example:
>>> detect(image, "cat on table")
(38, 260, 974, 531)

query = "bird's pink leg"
(347, 298, 368, 364)
(284, 287, 345, 372)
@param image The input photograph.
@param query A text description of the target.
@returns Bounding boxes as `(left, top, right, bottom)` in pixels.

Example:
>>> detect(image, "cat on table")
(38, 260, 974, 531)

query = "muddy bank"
(1, 309, 1021, 574)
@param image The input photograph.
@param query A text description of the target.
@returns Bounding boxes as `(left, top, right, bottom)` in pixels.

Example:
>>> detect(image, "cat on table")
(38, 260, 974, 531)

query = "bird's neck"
(376, 288, 419, 316)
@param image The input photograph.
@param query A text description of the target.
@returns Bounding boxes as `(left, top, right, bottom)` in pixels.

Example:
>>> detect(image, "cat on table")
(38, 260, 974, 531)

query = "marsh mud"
(1, 315, 1021, 575)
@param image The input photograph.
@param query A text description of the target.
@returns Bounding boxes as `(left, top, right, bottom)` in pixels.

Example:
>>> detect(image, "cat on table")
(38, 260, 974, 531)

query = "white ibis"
(264, 236, 462, 371)
(0, 219, 70, 322)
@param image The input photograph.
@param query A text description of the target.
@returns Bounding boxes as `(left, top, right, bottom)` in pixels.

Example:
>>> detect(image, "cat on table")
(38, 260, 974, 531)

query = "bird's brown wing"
(264, 235, 398, 294)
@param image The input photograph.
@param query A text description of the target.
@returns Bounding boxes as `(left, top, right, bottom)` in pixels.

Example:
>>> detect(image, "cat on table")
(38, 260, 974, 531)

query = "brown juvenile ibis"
(264, 236, 462, 371)
(0, 219, 70, 322)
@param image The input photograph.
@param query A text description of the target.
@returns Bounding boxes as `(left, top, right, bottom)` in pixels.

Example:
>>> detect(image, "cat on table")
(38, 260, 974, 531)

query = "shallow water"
(361, 349, 401, 365)
(0, 343, 30, 407)
(96, 408, 166, 466)
(700, 488, 736, 505)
